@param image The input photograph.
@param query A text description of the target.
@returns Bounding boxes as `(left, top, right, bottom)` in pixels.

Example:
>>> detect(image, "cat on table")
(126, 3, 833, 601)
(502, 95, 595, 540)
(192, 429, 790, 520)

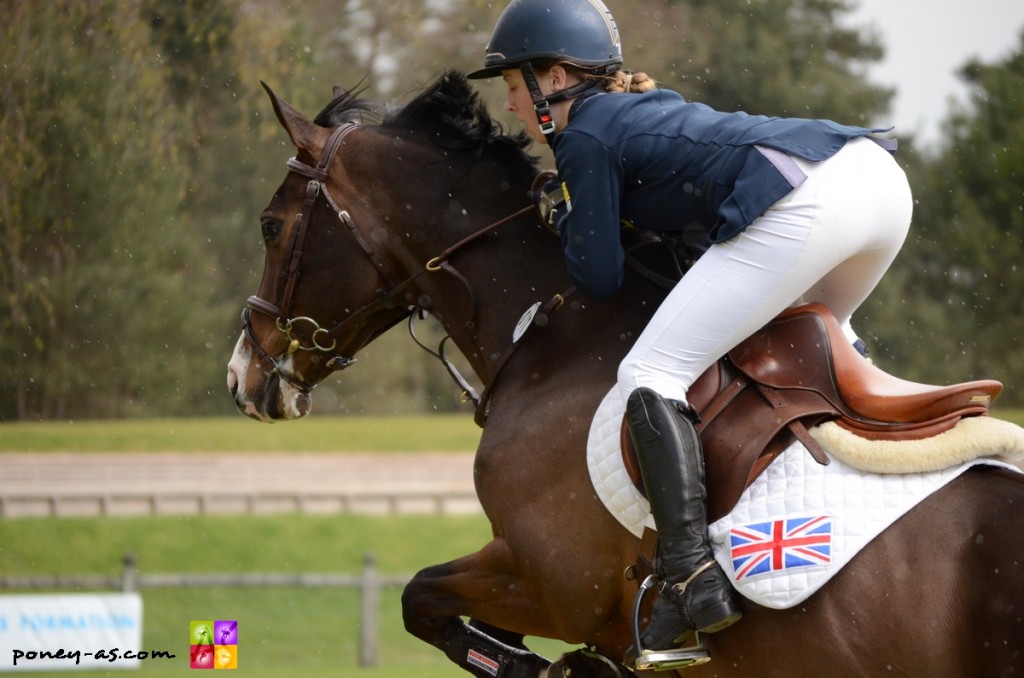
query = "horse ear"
(261, 81, 321, 153)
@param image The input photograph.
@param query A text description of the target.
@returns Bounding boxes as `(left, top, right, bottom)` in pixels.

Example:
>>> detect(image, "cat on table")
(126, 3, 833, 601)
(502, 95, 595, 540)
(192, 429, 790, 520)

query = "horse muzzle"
(226, 333, 316, 422)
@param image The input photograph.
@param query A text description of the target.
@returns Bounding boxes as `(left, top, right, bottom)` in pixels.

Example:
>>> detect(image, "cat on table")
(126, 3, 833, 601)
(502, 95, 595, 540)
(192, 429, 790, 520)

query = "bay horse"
(226, 71, 1024, 676)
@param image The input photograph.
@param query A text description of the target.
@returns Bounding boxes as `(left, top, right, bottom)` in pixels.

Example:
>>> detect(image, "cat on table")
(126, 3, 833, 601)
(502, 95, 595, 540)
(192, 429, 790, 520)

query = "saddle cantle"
(622, 302, 1003, 521)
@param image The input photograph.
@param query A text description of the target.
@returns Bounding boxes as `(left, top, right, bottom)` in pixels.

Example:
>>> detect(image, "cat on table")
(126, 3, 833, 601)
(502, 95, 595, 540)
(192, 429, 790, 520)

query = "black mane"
(313, 83, 375, 127)
(314, 70, 534, 161)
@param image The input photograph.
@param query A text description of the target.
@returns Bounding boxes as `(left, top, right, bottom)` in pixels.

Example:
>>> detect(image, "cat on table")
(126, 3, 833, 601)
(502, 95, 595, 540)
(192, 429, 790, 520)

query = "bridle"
(243, 122, 371, 393)
(241, 121, 538, 399)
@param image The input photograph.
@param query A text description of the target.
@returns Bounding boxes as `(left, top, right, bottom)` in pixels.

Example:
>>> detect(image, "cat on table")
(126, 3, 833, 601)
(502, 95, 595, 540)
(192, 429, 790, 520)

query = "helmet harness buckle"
(520, 62, 604, 145)
(520, 62, 557, 141)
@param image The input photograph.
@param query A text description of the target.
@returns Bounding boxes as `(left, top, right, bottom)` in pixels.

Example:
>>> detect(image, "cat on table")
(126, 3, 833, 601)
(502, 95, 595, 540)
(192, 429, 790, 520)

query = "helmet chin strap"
(520, 62, 600, 145)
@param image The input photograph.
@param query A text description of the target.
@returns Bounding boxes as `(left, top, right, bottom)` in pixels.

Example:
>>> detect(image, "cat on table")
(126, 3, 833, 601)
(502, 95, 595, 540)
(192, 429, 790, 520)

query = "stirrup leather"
(629, 574, 710, 672)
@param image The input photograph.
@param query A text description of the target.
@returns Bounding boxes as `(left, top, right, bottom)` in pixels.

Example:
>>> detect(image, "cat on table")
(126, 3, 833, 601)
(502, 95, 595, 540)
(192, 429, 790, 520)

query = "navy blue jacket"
(548, 88, 894, 300)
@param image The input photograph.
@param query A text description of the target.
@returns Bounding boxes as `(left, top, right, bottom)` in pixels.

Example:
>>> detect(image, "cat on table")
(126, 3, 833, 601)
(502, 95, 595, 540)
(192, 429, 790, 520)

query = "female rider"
(469, 0, 912, 664)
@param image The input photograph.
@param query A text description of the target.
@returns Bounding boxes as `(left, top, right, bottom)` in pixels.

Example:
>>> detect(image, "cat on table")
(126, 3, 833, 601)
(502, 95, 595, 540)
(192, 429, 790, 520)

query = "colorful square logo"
(190, 621, 215, 647)
(190, 620, 237, 670)
(189, 642, 214, 670)
(214, 620, 238, 645)
(213, 645, 237, 669)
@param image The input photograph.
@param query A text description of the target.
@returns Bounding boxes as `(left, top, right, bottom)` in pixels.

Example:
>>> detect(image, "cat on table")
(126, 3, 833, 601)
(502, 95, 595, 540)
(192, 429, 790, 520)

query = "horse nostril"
(227, 369, 239, 396)
(295, 391, 312, 417)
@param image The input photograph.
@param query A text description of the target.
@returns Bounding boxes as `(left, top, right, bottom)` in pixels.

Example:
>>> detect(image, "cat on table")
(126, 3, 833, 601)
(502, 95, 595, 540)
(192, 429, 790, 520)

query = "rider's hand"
(532, 177, 567, 230)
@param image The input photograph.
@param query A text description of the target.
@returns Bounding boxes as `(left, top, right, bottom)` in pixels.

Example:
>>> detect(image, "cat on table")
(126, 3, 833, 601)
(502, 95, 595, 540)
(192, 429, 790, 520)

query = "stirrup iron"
(629, 574, 710, 671)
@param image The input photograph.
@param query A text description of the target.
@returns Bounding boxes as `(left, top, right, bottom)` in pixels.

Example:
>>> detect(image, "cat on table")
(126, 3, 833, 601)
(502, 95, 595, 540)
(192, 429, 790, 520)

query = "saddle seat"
(723, 302, 1003, 439)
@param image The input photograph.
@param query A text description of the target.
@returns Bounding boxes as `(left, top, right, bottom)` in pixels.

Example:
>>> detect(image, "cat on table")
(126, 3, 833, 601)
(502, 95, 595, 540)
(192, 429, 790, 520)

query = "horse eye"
(261, 217, 283, 244)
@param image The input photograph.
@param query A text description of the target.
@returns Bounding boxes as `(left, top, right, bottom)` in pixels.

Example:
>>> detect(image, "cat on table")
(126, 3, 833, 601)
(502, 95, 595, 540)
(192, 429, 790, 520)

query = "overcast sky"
(847, 0, 1024, 149)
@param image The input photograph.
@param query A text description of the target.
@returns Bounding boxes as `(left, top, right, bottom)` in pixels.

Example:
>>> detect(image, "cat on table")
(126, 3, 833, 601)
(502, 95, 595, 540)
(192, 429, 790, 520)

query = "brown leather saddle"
(621, 302, 1003, 522)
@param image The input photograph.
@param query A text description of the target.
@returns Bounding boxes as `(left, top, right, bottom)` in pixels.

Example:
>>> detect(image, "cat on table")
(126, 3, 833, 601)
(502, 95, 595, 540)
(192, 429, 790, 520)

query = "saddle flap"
(620, 379, 836, 522)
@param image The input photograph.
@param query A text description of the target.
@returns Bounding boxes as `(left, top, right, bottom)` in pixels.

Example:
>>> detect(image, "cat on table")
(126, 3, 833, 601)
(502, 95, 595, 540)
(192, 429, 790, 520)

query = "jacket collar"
(568, 88, 605, 121)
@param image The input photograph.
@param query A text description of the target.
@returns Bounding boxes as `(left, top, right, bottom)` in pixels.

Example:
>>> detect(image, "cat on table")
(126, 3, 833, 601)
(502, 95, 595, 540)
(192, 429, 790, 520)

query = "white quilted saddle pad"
(587, 386, 1020, 609)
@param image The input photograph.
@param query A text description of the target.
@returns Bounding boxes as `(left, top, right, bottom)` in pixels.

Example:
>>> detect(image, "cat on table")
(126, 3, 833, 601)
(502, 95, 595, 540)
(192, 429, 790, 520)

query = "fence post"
(121, 553, 138, 592)
(359, 553, 381, 667)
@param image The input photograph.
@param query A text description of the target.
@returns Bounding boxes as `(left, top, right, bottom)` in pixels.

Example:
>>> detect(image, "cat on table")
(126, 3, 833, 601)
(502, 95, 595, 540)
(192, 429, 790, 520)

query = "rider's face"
(502, 68, 551, 145)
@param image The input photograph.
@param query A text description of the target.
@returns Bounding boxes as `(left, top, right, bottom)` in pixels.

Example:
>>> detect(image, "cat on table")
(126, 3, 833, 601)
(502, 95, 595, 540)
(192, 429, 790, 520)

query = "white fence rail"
(0, 490, 481, 518)
(0, 553, 406, 668)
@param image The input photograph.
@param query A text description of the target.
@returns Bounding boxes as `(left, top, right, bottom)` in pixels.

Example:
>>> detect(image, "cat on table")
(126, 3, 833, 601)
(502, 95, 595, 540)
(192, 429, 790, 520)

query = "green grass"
(0, 415, 482, 453)
(995, 408, 1024, 426)
(0, 514, 491, 575)
(0, 514, 575, 676)
(3, 410, 1021, 453)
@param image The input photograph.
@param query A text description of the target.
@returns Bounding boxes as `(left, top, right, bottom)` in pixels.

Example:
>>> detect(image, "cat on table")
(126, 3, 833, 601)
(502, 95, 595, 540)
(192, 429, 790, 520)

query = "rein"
(242, 121, 558, 411)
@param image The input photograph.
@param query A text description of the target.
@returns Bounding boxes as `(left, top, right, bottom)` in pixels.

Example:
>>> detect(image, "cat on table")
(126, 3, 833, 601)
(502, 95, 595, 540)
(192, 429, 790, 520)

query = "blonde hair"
(606, 69, 657, 94)
(539, 61, 658, 94)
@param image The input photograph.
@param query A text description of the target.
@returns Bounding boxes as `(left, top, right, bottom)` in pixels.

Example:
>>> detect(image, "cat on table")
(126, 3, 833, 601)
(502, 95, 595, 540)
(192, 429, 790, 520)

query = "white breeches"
(617, 137, 913, 404)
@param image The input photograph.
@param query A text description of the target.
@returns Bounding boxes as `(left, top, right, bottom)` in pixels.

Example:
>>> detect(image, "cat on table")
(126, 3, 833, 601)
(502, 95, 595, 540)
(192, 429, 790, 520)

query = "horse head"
(227, 72, 546, 421)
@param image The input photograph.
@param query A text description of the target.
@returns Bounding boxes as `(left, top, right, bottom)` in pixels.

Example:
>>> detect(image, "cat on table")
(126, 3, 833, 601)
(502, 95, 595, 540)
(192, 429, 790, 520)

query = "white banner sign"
(0, 593, 143, 672)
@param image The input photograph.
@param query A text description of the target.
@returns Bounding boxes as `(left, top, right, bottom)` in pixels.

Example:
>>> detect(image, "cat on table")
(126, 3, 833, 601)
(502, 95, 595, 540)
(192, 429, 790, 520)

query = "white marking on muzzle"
(275, 354, 313, 419)
(228, 333, 312, 420)
(227, 333, 252, 401)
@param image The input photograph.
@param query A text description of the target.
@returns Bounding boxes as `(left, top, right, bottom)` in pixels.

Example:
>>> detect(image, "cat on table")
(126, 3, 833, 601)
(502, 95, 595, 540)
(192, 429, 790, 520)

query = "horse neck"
(417, 210, 661, 393)
(400, 201, 563, 383)
(353, 131, 655, 389)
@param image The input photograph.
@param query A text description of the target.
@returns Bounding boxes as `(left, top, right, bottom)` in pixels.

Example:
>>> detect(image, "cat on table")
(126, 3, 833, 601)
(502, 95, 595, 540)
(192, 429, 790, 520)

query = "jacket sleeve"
(550, 130, 626, 301)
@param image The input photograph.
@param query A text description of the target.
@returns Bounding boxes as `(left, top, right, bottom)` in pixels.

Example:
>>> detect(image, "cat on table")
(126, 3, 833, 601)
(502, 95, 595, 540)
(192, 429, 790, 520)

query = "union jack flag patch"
(729, 515, 833, 581)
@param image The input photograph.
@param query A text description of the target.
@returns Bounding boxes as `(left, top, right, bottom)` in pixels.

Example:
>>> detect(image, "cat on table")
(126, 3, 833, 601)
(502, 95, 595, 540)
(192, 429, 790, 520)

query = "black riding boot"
(625, 387, 742, 650)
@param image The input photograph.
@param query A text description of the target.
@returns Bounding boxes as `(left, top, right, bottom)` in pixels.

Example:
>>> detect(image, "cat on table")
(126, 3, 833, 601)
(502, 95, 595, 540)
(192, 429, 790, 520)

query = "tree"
(862, 29, 1024, 404)
(0, 0, 308, 419)
(611, 0, 892, 122)
(0, 1, 193, 417)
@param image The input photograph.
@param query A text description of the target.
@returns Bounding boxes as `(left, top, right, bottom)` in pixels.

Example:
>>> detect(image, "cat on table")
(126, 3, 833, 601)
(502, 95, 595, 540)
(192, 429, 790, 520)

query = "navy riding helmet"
(467, 0, 622, 80)
(468, 0, 623, 142)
